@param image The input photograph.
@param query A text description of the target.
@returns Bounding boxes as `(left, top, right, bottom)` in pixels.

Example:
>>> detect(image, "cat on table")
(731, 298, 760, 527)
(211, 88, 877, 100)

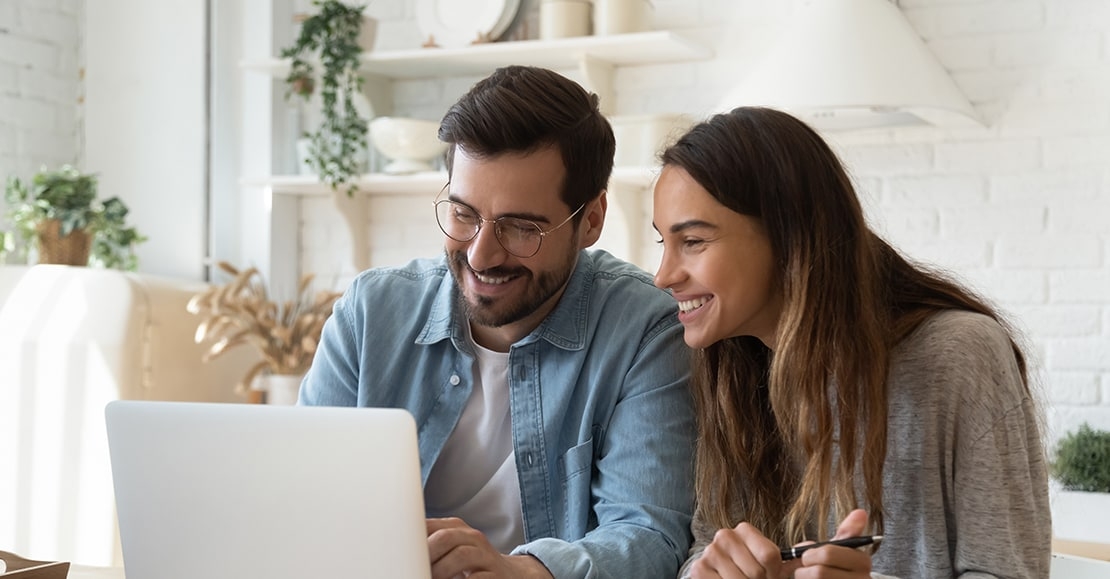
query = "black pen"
(780, 535, 883, 561)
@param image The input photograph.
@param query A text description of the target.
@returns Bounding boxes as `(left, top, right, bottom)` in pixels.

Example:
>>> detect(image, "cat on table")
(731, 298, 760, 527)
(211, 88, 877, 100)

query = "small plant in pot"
(1051, 423, 1110, 543)
(2, 165, 146, 270)
(282, 0, 373, 196)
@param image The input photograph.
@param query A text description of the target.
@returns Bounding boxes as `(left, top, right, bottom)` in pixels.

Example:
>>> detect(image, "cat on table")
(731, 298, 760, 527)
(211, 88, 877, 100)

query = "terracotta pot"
(36, 219, 92, 266)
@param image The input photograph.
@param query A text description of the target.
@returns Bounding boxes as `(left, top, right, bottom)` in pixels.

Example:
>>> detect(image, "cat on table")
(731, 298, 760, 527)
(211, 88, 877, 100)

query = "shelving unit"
(242, 30, 710, 79)
(239, 25, 711, 286)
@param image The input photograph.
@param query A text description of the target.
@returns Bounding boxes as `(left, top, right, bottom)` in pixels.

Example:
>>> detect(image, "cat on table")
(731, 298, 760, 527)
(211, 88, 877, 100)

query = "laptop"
(104, 401, 431, 579)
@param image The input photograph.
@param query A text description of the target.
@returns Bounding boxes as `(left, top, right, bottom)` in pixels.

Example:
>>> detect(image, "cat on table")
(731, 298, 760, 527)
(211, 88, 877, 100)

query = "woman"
(652, 107, 1050, 579)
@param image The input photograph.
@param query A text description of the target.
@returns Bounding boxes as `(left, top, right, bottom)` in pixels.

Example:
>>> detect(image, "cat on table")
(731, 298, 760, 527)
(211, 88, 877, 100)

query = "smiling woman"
(654, 106, 1050, 579)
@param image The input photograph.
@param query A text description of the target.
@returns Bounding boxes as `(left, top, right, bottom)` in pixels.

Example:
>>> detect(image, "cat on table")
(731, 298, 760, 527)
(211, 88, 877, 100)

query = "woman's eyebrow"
(668, 219, 718, 234)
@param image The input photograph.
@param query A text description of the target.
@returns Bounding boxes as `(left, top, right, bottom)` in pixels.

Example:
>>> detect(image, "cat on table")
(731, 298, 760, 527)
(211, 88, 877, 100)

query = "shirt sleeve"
(512, 317, 697, 579)
(298, 277, 362, 407)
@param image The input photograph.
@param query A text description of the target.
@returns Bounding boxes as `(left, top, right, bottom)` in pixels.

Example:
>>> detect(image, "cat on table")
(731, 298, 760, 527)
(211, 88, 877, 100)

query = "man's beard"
(447, 247, 578, 328)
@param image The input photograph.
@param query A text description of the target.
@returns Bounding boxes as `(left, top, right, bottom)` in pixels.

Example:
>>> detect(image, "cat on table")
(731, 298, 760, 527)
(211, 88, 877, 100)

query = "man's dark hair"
(438, 65, 615, 211)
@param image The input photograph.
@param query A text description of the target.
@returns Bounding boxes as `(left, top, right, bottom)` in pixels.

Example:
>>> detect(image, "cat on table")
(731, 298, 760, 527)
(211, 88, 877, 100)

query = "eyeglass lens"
(435, 200, 545, 257)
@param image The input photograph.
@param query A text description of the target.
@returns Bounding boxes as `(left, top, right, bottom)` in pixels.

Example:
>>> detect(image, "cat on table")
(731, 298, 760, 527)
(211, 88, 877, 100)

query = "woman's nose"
(654, 251, 676, 290)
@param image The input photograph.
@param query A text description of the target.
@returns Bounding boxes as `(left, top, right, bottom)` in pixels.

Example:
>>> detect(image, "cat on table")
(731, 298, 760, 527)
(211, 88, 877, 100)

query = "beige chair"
(0, 265, 258, 567)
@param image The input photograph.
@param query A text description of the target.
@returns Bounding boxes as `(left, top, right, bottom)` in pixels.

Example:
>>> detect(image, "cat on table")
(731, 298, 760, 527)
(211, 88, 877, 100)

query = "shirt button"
(526, 453, 534, 466)
(449, 374, 460, 386)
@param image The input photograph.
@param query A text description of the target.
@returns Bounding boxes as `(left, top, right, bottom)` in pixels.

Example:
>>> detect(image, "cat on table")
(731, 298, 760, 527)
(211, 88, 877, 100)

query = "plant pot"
(254, 373, 304, 406)
(36, 219, 91, 266)
(1052, 489, 1110, 543)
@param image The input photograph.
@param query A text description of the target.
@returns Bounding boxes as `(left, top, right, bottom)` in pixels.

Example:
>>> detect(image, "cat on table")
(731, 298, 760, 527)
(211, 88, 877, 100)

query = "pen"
(780, 535, 883, 561)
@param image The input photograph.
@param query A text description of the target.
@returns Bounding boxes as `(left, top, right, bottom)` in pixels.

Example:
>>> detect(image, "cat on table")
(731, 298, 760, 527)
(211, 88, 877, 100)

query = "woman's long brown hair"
(661, 107, 1028, 545)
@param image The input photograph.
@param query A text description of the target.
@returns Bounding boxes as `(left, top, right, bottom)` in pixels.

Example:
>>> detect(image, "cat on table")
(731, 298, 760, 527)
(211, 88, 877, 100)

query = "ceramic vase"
(256, 374, 304, 406)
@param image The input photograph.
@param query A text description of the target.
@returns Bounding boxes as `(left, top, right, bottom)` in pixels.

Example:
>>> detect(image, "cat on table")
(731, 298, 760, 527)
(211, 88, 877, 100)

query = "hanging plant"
(281, 0, 369, 196)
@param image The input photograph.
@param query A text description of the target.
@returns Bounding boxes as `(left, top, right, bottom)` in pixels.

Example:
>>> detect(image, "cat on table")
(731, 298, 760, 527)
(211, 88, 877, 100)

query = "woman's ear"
(579, 192, 607, 248)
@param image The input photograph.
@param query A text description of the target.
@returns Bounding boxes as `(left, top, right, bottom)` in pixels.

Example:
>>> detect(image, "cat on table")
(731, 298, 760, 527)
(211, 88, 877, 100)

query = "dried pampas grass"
(187, 261, 342, 394)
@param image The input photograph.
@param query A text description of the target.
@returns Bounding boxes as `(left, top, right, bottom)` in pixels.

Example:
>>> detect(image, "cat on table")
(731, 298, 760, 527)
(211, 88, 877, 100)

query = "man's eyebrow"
(446, 193, 552, 224)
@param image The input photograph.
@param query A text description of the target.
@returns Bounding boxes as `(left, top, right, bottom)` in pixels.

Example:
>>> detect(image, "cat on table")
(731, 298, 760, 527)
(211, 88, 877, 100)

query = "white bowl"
(369, 117, 449, 174)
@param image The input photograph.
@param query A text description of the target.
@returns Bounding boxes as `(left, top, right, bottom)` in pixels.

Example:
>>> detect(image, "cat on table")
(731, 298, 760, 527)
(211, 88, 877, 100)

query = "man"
(300, 65, 694, 579)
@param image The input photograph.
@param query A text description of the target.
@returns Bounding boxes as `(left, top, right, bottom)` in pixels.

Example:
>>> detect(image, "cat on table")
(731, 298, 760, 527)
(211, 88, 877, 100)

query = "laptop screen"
(105, 401, 430, 579)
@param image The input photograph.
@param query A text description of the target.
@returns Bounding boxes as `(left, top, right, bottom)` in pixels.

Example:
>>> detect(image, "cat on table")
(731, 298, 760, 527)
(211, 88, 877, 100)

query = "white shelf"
(243, 166, 657, 196)
(242, 172, 446, 196)
(239, 28, 707, 279)
(241, 31, 712, 77)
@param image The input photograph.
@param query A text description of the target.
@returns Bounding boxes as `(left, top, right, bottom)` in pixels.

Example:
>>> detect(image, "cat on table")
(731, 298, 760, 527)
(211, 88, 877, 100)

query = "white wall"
(84, 0, 208, 280)
(293, 0, 1110, 441)
(3, 0, 1108, 443)
(0, 0, 83, 215)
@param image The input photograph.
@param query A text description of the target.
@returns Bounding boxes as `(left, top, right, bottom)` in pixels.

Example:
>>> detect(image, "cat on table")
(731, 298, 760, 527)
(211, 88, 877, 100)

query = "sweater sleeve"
(677, 507, 718, 578)
(879, 310, 1051, 578)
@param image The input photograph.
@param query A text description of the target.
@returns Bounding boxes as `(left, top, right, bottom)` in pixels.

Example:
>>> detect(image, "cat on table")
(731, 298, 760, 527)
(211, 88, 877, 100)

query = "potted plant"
(282, 0, 373, 196)
(187, 261, 343, 404)
(2, 165, 146, 270)
(1051, 422, 1110, 543)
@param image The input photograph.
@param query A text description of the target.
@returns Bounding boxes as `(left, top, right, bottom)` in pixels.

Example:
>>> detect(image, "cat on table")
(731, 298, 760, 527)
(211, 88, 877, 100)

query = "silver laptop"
(105, 401, 431, 579)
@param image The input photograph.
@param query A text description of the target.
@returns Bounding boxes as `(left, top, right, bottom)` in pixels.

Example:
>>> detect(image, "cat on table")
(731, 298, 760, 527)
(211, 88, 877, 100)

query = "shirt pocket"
(560, 437, 595, 536)
(562, 437, 594, 478)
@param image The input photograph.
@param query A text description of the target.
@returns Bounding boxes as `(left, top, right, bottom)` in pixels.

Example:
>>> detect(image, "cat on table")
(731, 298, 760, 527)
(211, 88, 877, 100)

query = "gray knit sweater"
(680, 310, 1051, 578)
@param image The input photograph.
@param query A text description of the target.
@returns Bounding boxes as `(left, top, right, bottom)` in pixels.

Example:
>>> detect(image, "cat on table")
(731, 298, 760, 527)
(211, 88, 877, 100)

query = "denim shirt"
(300, 249, 695, 579)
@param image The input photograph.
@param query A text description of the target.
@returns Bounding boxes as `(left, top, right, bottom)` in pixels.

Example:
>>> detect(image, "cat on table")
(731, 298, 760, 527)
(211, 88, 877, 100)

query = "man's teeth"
(678, 297, 709, 313)
(475, 272, 512, 285)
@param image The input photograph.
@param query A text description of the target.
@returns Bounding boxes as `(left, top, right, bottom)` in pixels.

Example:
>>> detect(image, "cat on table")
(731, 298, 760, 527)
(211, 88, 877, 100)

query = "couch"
(0, 265, 259, 566)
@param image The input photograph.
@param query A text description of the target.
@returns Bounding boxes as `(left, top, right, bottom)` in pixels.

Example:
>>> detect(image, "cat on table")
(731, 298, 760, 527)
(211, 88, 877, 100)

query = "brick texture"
(0, 0, 81, 204)
(6, 0, 1107, 441)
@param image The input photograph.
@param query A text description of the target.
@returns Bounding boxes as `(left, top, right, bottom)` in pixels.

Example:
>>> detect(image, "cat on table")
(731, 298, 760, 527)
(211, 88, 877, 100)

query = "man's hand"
(426, 517, 554, 579)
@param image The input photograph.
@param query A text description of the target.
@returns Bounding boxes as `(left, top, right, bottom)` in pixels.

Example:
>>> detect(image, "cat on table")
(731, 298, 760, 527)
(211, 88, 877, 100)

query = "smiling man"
(300, 66, 695, 579)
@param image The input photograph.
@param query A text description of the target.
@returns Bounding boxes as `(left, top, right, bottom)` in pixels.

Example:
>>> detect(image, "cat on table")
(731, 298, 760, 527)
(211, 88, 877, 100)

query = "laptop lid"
(105, 401, 430, 579)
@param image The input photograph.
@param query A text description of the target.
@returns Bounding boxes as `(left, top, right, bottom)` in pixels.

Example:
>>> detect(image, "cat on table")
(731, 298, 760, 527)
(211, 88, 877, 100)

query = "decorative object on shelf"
(593, 0, 651, 35)
(282, 0, 375, 196)
(539, 0, 592, 40)
(416, 0, 521, 48)
(1, 165, 146, 270)
(187, 261, 343, 401)
(369, 116, 449, 175)
(1051, 423, 1110, 543)
(609, 113, 693, 167)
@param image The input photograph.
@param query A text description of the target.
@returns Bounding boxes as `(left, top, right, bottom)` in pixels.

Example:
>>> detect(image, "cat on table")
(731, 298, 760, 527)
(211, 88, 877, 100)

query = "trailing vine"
(281, 0, 368, 196)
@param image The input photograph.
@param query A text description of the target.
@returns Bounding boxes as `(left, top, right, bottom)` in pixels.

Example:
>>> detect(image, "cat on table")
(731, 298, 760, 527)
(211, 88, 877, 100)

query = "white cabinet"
(238, 28, 712, 288)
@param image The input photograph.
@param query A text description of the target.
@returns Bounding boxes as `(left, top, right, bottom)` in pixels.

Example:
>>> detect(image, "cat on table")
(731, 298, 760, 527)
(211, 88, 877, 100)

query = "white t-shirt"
(423, 329, 525, 553)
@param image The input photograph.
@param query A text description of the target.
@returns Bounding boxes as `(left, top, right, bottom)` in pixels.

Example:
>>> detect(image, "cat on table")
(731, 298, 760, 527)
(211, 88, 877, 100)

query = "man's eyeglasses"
(434, 188, 585, 258)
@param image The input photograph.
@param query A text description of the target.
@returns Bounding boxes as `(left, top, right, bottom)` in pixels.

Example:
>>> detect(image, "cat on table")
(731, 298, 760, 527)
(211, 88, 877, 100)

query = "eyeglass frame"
(433, 185, 586, 258)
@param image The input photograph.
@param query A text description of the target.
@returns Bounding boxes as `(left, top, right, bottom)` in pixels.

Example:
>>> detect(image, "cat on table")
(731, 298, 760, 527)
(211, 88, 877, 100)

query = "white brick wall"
(0, 0, 82, 225)
(289, 0, 1110, 442)
(5, 0, 1105, 443)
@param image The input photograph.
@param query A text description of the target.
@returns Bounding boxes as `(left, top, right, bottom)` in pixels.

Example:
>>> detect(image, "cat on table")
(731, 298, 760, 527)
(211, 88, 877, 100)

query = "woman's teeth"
(678, 297, 708, 313)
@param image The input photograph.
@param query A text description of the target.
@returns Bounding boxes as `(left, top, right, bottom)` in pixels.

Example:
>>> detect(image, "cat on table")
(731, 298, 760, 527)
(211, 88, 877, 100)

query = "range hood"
(720, 0, 981, 131)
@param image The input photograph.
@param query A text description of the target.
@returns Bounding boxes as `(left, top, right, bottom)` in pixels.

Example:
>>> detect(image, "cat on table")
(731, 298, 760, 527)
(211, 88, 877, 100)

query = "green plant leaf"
(2, 165, 146, 270)
(282, 0, 368, 196)
(1052, 423, 1110, 493)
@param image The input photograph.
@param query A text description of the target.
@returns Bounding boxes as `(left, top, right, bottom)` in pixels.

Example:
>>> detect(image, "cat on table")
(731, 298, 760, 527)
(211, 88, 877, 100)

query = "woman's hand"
(689, 522, 802, 579)
(793, 509, 873, 579)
